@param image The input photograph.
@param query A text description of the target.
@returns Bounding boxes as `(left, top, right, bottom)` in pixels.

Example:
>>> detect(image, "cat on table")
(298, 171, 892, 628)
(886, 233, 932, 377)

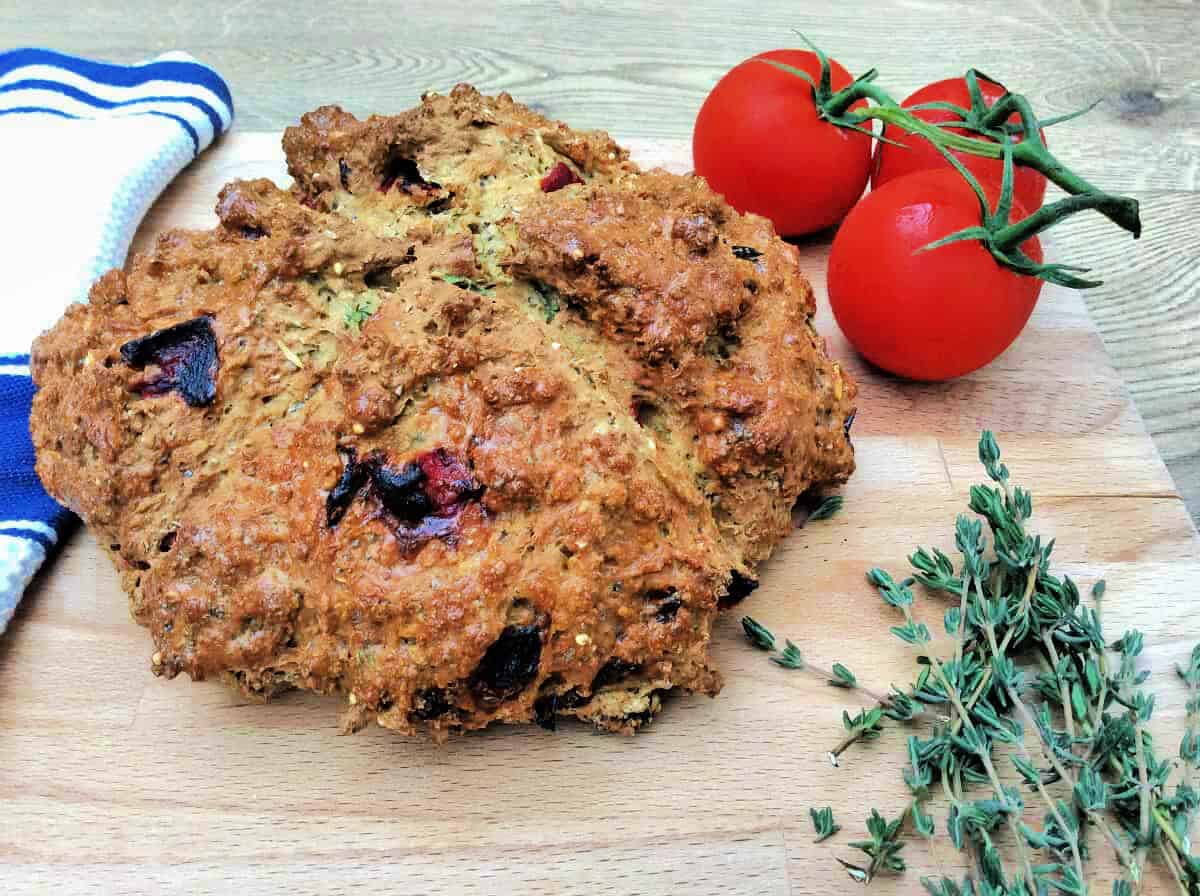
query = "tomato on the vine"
(828, 168, 1043, 381)
(693, 49, 873, 237)
(872, 76, 1048, 213)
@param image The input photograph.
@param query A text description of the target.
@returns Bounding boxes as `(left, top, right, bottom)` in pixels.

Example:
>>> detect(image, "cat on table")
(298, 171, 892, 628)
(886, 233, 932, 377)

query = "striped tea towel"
(0, 48, 233, 633)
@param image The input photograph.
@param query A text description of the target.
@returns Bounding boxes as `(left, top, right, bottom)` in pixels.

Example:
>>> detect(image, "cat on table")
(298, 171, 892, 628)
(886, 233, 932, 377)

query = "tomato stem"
(826, 91, 1141, 237)
(992, 192, 1142, 251)
(758, 39, 1142, 288)
(922, 138, 1112, 288)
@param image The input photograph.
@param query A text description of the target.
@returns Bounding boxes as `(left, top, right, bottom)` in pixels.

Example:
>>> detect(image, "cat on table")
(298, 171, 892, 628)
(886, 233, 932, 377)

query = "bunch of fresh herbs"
(744, 432, 1200, 894)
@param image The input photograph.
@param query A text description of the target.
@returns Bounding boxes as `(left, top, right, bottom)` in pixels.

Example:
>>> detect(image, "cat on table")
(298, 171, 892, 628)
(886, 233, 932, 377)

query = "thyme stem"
(928, 655, 1039, 892)
(1042, 632, 1078, 741)
(980, 617, 1087, 885)
(1007, 680, 1138, 877)
(1155, 840, 1190, 896)
(1132, 713, 1152, 889)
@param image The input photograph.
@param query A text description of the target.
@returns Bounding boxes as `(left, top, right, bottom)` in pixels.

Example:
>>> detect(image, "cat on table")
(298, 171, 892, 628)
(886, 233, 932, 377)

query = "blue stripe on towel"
(0, 78, 225, 137)
(0, 104, 78, 120)
(0, 369, 75, 532)
(0, 527, 56, 550)
(138, 110, 201, 153)
(0, 47, 234, 120)
(0, 104, 201, 153)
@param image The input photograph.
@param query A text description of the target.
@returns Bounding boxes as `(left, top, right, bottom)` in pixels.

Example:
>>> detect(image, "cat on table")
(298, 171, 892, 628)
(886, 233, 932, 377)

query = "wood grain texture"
(3, 0, 1195, 522)
(3, 131, 1199, 894)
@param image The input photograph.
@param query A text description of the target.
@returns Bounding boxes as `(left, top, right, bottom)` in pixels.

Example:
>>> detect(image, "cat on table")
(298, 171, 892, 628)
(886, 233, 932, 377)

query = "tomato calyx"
(755, 54, 894, 145)
(761, 33, 1142, 248)
(905, 69, 1095, 140)
(923, 140, 1119, 289)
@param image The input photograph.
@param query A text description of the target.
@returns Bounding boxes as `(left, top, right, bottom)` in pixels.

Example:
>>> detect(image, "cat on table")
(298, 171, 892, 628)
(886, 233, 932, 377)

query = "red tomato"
(872, 76, 1047, 212)
(828, 168, 1043, 381)
(693, 49, 873, 237)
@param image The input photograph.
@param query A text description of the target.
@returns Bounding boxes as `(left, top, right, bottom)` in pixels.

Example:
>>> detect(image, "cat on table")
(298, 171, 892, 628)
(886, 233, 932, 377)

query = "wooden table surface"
(2, 3, 1199, 895)
(3, 132, 1199, 894)
(1, 0, 1197, 521)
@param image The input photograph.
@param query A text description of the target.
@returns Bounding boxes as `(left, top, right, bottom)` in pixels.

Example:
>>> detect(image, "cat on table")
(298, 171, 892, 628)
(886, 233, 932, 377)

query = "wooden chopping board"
(2, 135, 1197, 895)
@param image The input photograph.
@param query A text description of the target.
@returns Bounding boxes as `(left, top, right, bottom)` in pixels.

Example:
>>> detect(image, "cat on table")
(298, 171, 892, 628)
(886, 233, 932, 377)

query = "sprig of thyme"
(840, 808, 909, 883)
(857, 432, 1200, 894)
(742, 431, 1200, 892)
(742, 616, 898, 710)
(743, 615, 930, 766)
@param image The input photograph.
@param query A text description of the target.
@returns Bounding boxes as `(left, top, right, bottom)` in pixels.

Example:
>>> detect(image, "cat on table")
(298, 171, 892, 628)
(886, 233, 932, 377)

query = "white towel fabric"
(0, 48, 233, 632)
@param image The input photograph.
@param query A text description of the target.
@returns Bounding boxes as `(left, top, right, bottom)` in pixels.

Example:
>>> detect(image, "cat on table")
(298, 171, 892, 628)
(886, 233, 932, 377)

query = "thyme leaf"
(809, 495, 844, 521)
(431, 270, 495, 295)
(811, 805, 841, 843)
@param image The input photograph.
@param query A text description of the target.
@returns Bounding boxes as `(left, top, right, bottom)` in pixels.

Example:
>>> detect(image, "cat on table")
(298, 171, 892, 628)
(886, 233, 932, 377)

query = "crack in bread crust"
(30, 84, 856, 739)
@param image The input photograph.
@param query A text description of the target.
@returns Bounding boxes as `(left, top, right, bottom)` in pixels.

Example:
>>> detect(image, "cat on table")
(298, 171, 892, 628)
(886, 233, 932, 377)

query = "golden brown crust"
(31, 85, 855, 738)
(508, 170, 857, 563)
